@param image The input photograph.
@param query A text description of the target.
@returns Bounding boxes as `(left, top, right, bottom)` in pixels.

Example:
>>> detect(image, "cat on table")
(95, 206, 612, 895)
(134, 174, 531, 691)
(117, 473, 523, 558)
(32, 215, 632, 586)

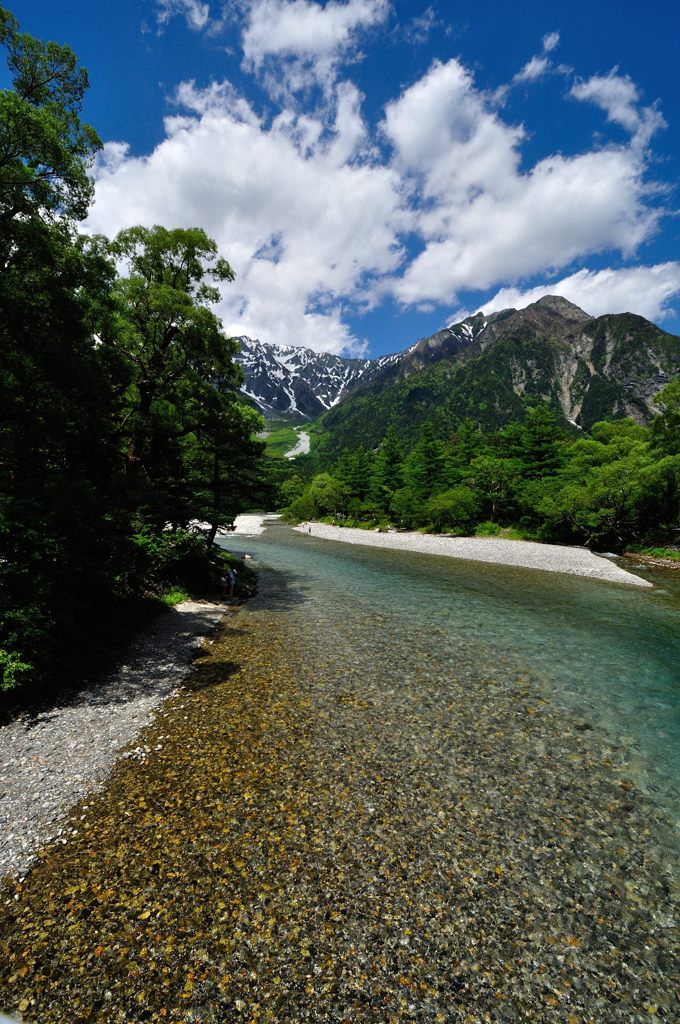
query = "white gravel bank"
(231, 513, 280, 535)
(0, 600, 226, 881)
(295, 523, 651, 587)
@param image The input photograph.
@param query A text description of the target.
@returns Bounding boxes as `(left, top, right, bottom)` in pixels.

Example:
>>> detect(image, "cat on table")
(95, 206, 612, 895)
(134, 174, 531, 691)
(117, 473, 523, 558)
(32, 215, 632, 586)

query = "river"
(2, 519, 679, 1022)
(224, 519, 680, 827)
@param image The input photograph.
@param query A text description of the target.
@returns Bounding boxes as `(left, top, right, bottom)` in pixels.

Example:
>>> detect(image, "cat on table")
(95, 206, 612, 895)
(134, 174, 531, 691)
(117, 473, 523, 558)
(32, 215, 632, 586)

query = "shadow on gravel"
(1, 605, 226, 728)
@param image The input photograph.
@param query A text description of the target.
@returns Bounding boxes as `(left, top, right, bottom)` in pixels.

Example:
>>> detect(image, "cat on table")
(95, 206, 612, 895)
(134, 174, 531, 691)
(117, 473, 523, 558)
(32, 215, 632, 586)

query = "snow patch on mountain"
(234, 320, 483, 421)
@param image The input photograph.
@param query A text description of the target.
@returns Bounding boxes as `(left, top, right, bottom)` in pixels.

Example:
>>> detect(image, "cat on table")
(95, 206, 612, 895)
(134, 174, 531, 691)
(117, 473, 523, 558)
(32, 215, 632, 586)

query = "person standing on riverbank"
(220, 569, 237, 598)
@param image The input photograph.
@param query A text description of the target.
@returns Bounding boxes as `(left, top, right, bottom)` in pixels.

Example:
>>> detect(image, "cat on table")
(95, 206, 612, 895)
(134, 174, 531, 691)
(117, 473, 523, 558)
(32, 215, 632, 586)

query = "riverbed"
(1, 520, 679, 1022)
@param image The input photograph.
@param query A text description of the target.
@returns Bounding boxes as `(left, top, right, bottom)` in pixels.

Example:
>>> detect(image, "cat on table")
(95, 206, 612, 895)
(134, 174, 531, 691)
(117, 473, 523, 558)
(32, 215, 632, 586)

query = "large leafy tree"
(0, 10, 118, 691)
(0, 15, 266, 696)
(0, 6, 100, 233)
(105, 224, 265, 531)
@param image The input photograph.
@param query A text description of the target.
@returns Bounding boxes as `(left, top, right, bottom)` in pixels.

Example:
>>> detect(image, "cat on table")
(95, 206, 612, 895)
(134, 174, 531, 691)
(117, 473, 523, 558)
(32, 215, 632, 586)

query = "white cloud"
(514, 54, 549, 84)
(383, 59, 662, 307)
(241, 0, 389, 95)
(508, 30, 560, 87)
(404, 6, 439, 45)
(156, 0, 211, 31)
(571, 69, 666, 146)
(542, 30, 560, 53)
(87, 37, 672, 353)
(88, 80, 405, 355)
(393, 145, 658, 305)
(383, 60, 524, 204)
(452, 263, 680, 324)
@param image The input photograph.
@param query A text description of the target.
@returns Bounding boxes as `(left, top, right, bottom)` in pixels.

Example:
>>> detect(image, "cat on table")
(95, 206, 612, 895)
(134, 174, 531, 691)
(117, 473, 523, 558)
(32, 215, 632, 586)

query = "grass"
(627, 545, 680, 561)
(160, 586, 192, 606)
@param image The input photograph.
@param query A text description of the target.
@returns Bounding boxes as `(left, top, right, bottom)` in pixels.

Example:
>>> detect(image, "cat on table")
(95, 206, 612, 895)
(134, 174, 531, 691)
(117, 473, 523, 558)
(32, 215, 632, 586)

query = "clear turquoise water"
(222, 522, 680, 834)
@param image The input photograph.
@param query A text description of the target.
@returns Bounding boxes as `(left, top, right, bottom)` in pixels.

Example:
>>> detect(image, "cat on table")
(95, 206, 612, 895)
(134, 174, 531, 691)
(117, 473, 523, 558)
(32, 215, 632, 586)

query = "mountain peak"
(235, 336, 399, 420)
(530, 294, 592, 321)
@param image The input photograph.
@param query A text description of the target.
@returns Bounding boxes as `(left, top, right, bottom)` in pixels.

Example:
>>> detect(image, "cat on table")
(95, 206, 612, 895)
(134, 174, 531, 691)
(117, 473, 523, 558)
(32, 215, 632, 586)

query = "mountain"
(235, 337, 399, 420)
(312, 296, 680, 456)
(234, 298, 680, 451)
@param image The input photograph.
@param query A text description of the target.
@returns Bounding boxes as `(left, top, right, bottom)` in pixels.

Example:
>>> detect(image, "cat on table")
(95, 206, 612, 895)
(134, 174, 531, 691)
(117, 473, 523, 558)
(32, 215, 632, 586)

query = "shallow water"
(224, 521, 680, 833)
(2, 521, 680, 1022)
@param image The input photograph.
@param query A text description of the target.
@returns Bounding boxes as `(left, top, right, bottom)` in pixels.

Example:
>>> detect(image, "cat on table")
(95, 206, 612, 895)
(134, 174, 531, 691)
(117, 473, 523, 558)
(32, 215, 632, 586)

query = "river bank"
(0, 600, 227, 882)
(294, 521, 651, 587)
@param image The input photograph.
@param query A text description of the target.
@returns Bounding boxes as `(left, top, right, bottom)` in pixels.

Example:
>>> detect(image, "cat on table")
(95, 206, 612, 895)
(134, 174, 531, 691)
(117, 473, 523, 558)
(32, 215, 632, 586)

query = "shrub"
(475, 521, 501, 536)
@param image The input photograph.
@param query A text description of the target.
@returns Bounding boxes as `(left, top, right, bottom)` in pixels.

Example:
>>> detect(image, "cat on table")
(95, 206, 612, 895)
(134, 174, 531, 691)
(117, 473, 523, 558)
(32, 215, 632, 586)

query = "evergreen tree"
(369, 426, 404, 510)
(402, 422, 446, 501)
(334, 449, 374, 502)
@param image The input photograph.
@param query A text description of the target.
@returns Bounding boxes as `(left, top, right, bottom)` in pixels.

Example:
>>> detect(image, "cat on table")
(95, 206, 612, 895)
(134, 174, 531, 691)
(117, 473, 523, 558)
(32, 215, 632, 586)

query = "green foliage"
(426, 486, 479, 533)
(307, 473, 349, 516)
(651, 379, 680, 456)
(160, 587, 192, 607)
(285, 397, 680, 555)
(0, 649, 32, 693)
(0, 15, 268, 698)
(264, 425, 301, 458)
(627, 546, 680, 561)
(0, 6, 101, 226)
(475, 521, 502, 536)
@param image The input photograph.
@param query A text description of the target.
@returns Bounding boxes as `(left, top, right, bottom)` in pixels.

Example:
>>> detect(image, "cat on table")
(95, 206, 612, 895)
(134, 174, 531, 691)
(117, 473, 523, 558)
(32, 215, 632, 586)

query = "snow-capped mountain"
(235, 337, 401, 419)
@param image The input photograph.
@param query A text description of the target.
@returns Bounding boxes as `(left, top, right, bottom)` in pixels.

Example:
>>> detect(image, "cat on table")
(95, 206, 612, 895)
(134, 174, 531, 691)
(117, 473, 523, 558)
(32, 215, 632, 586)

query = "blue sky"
(8, 0, 680, 356)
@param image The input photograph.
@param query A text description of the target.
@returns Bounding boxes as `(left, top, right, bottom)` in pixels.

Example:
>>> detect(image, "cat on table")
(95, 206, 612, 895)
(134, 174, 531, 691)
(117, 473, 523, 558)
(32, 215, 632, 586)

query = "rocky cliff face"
(235, 297, 680, 442)
(311, 296, 680, 454)
(235, 337, 399, 420)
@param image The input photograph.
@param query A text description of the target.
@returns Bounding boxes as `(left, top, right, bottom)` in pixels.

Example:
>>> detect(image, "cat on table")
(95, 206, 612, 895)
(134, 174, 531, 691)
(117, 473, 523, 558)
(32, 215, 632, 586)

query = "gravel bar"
(295, 523, 652, 587)
(0, 600, 226, 881)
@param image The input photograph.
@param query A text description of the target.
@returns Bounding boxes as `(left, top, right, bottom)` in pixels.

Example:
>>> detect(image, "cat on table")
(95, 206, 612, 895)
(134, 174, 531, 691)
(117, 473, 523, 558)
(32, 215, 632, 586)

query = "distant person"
(227, 569, 237, 597)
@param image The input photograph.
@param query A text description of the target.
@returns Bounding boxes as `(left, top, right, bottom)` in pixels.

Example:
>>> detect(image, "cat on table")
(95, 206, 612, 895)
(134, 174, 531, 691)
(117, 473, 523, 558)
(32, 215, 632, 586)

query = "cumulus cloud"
(87, 26, 672, 353)
(452, 263, 680, 324)
(88, 80, 404, 354)
(241, 0, 390, 95)
(383, 60, 524, 204)
(385, 59, 660, 307)
(155, 0, 211, 31)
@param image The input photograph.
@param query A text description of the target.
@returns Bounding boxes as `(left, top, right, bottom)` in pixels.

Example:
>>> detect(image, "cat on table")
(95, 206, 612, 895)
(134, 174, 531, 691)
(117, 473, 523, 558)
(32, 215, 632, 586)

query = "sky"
(8, 0, 680, 357)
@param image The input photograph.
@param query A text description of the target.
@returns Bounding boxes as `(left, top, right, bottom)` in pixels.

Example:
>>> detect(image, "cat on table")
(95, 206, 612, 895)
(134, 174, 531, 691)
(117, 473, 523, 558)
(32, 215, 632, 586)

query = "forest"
(281, 397, 680, 551)
(0, 9, 269, 695)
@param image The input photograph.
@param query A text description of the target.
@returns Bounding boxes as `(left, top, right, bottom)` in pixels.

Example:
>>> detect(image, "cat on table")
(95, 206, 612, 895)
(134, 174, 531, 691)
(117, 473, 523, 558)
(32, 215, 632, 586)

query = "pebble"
(0, 600, 225, 881)
(0, 570, 678, 1023)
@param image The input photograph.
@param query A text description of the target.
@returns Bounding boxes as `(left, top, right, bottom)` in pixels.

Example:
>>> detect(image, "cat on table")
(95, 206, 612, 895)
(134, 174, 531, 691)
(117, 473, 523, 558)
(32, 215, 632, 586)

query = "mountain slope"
(235, 337, 399, 420)
(313, 297, 680, 456)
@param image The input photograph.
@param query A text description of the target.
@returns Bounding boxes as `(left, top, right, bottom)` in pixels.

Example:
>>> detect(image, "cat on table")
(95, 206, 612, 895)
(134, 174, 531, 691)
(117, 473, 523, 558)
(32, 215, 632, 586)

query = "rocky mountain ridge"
(235, 297, 680, 445)
(235, 336, 400, 420)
